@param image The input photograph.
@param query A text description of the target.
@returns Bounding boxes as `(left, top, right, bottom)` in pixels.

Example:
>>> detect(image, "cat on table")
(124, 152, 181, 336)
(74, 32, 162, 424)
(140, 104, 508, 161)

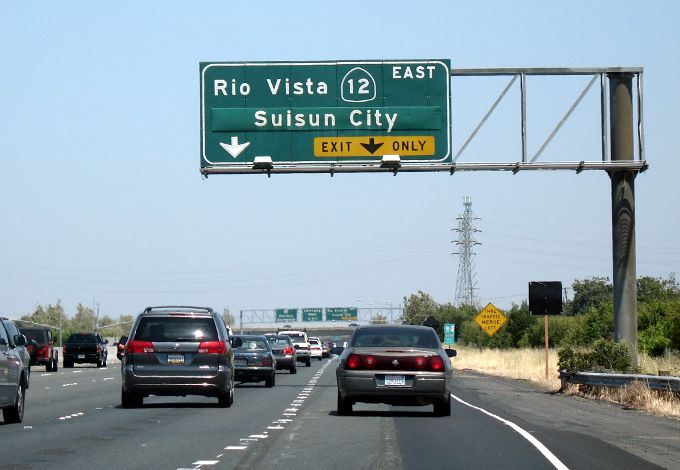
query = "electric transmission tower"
(452, 197, 481, 307)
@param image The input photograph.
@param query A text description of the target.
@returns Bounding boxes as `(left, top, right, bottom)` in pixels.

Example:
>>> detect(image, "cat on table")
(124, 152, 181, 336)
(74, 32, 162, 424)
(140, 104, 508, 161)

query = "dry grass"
(451, 345, 561, 390)
(452, 345, 680, 418)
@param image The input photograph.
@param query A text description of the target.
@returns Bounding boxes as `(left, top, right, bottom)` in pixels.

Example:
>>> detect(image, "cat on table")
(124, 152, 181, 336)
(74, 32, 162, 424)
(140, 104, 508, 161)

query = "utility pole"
(452, 197, 481, 307)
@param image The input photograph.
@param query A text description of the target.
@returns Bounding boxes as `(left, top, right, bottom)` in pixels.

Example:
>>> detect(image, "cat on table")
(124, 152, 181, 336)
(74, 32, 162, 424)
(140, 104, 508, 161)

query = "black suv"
(20, 327, 59, 372)
(63, 332, 108, 368)
(121, 306, 235, 408)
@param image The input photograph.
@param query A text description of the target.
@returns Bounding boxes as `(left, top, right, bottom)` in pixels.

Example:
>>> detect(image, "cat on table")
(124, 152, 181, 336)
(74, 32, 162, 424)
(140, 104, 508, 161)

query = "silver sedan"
(336, 324, 456, 416)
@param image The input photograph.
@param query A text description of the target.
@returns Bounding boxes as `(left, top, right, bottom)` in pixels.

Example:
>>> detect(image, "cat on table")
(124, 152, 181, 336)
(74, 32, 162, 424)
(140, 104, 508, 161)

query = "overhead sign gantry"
(200, 60, 451, 174)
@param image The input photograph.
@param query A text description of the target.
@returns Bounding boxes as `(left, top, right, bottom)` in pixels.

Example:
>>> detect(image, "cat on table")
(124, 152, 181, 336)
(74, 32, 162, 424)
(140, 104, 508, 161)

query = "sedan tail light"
(262, 356, 273, 367)
(346, 353, 361, 369)
(126, 340, 155, 354)
(197, 341, 228, 354)
(429, 356, 445, 371)
(345, 353, 446, 371)
(282, 346, 295, 355)
(362, 355, 377, 368)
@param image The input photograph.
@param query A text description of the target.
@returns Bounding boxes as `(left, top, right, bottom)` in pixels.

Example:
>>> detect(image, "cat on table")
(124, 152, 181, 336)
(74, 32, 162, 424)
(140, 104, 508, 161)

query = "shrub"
(558, 339, 633, 373)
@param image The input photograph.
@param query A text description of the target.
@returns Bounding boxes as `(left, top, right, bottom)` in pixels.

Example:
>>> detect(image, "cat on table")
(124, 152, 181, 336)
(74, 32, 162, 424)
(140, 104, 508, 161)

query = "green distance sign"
(200, 60, 451, 170)
(444, 323, 456, 345)
(302, 308, 323, 322)
(326, 307, 358, 322)
(275, 308, 298, 323)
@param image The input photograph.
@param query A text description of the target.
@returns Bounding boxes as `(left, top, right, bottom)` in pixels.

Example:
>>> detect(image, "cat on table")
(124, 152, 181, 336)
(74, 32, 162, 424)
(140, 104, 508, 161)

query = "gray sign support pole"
(608, 72, 638, 366)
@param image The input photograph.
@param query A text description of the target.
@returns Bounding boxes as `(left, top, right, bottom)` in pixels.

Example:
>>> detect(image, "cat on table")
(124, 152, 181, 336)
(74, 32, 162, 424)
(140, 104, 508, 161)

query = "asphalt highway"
(2, 358, 679, 469)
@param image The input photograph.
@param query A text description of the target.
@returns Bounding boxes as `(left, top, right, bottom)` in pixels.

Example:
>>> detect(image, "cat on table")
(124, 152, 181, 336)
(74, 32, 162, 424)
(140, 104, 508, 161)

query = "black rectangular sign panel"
(529, 281, 563, 315)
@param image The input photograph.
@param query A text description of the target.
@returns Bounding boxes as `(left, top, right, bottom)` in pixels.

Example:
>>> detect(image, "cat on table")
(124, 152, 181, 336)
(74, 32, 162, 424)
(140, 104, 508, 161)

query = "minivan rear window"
(134, 317, 218, 342)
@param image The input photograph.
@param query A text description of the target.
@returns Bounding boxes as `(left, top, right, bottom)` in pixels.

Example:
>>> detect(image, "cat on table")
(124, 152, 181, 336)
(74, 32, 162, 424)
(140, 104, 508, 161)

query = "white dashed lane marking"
(191, 359, 334, 469)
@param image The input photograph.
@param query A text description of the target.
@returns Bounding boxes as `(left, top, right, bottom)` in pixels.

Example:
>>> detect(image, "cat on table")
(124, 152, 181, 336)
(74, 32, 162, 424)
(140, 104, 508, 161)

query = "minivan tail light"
(126, 340, 155, 354)
(197, 341, 227, 354)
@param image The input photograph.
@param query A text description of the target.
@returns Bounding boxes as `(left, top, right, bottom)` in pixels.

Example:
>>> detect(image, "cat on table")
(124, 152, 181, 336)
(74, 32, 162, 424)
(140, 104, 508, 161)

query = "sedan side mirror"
(445, 348, 457, 358)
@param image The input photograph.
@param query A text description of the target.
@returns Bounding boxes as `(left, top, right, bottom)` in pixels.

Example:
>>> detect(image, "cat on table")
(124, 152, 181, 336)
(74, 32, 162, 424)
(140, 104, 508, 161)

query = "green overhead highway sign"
(302, 308, 323, 322)
(200, 60, 451, 173)
(326, 307, 358, 322)
(275, 308, 298, 323)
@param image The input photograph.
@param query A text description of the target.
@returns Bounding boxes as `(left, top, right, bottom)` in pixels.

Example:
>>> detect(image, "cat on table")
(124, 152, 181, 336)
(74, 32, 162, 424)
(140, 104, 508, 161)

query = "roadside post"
(529, 281, 563, 379)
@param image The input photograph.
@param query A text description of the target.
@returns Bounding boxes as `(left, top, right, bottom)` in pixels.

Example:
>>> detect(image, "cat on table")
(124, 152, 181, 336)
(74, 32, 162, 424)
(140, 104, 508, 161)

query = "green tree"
(68, 303, 96, 335)
(637, 274, 680, 304)
(570, 277, 612, 315)
(21, 301, 65, 329)
(402, 291, 438, 326)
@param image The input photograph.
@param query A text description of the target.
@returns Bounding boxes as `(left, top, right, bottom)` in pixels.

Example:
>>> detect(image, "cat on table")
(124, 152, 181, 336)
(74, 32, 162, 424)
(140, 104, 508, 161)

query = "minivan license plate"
(384, 375, 406, 386)
(167, 354, 184, 364)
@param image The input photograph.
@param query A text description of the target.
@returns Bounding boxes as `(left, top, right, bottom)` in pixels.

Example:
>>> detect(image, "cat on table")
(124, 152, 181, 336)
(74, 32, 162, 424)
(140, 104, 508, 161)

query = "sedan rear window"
(267, 337, 290, 346)
(351, 329, 439, 348)
(134, 317, 218, 342)
(234, 339, 268, 350)
(286, 334, 305, 342)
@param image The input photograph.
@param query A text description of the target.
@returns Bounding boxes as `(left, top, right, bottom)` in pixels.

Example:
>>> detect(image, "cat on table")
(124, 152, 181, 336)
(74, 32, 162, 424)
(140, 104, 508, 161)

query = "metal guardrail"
(559, 370, 680, 392)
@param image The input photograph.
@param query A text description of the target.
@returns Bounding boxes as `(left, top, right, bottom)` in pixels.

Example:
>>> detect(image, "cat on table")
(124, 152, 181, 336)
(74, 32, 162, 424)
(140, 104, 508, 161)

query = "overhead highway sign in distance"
(200, 60, 451, 174)
(275, 308, 298, 323)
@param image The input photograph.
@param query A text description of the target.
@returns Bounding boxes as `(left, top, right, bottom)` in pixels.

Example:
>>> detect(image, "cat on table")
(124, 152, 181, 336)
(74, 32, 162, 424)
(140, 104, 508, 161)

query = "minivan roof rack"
(143, 306, 214, 314)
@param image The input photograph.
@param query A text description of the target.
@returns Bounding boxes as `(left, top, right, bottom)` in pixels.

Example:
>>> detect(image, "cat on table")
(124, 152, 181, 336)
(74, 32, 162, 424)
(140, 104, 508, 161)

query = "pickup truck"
(63, 332, 108, 368)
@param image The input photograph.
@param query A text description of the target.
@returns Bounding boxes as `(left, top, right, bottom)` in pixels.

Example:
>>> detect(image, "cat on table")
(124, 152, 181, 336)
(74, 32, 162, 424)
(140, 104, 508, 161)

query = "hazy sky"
(1, 1, 678, 321)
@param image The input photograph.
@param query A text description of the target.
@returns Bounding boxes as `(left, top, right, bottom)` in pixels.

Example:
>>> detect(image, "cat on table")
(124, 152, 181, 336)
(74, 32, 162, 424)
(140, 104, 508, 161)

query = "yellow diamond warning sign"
(475, 303, 507, 337)
(313, 136, 435, 158)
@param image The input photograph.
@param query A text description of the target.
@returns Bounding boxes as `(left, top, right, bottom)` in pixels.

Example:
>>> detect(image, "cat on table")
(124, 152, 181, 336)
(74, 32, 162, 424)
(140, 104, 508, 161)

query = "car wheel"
(64, 361, 73, 368)
(265, 374, 275, 388)
(97, 358, 103, 367)
(218, 389, 233, 408)
(337, 390, 352, 416)
(3, 378, 26, 423)
(305, 358, 311, 367)
(317, 357, 322, 361)
(121, 389, 143, 408)
(52, 358, 58, 372)
(433, 395, 451, 417)
(290, 365, 297, 374)
(46, 358, 54, 372)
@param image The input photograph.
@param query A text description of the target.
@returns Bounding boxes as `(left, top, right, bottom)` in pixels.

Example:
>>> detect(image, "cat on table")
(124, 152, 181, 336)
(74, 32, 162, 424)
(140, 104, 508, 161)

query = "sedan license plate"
(384, 375, 406, 386)
(234, 358, 247, 366)
(78, 354, 85, 359)
(167, 353, 184, 364)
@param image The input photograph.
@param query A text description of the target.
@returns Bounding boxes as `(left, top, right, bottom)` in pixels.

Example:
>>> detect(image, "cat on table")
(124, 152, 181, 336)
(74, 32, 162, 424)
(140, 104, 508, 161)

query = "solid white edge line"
(451, 393, 570, 470)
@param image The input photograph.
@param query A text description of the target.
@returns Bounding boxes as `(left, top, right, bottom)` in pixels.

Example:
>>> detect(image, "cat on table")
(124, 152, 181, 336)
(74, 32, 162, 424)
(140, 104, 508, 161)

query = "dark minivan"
(121, 306, 235, 408)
